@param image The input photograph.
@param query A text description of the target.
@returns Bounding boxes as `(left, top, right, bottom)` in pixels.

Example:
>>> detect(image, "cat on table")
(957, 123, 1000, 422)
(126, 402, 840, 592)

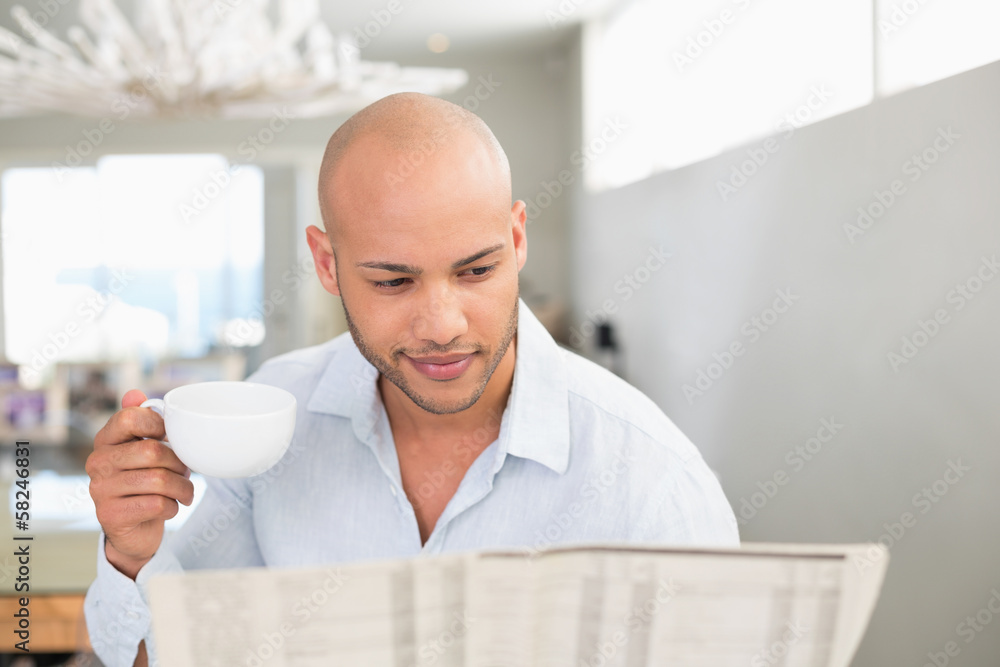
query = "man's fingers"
(121, 389, 148, 409)
(87, 439, 188, 483)
(100, 494, 181, 528)
(95, 406, 166, 448)
(93, 467, 195, 508)
(117, 468, 196, 506)
(110, 439, 189, 477)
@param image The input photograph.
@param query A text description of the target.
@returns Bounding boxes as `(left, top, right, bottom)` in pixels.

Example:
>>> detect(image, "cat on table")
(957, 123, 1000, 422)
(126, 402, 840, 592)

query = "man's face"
(315, 131, 527, 415)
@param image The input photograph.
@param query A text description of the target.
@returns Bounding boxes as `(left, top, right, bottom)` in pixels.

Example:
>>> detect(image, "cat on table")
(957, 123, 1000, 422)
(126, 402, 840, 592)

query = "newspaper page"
(148, 542, 889, 667)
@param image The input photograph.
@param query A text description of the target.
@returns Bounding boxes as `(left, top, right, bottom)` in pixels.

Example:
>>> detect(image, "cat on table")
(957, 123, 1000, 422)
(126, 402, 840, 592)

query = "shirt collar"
(306, 297, 570, 475)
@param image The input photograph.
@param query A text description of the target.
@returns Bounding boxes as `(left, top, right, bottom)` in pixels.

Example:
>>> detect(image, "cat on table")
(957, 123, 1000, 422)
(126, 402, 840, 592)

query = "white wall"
(571, 56, 1000, 666)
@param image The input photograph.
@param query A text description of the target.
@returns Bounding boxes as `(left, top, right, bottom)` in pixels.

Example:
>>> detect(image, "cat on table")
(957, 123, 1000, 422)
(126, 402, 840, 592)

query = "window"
(1, 155, 264, 382)
(584, 0, 1000, 191)
(876, 0, 1000, 96)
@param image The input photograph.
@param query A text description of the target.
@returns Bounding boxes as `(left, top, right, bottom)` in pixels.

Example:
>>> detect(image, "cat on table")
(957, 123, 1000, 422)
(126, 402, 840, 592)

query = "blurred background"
(0, 0, 998, 664)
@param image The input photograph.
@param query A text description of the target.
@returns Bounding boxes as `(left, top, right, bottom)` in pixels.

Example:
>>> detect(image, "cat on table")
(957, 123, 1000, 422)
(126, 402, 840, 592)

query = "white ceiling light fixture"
(0, 0, 468, 119)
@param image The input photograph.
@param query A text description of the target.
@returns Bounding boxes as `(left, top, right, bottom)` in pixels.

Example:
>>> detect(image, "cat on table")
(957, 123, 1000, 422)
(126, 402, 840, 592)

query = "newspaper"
(148, 542, 888, 666)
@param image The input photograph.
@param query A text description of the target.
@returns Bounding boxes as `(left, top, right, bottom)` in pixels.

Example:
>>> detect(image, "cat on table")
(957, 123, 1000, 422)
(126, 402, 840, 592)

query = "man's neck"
(380, 334, 516, 451)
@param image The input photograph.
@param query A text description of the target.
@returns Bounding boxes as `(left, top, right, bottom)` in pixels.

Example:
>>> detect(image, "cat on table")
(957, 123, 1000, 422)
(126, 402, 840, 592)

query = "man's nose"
(412, 284, 469, 346)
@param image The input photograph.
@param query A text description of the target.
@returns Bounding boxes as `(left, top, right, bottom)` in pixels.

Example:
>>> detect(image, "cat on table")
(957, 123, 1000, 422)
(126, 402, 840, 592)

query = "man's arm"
(83, 388, 190, 667)
(85, 471, 265, 665)
(84, 530, 175, 666)
(634, 441, 741, 547)
(84, 390, 266, 666)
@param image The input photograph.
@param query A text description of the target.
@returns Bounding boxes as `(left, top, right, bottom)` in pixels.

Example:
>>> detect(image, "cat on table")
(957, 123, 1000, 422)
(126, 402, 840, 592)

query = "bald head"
(303, 92, 529, 413)
(318, 92, 511, 236)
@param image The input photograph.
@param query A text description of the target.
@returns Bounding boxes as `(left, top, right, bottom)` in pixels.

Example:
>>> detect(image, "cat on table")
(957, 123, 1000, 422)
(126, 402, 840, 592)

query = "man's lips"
(404, 353, 475, 380)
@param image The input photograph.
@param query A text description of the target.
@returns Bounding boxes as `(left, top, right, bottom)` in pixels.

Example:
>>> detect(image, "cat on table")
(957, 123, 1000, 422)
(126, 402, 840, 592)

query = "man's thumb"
(121, 389, 148, 409)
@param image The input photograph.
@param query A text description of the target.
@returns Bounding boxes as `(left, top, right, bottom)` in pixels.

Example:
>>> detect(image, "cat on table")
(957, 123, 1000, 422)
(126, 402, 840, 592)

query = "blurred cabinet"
(0, 593, 90, 652)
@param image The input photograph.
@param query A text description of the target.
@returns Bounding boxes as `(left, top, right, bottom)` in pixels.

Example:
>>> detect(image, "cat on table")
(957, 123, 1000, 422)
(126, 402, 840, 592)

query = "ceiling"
(315, 0, 616, 58)
(0, 0, 622, 62)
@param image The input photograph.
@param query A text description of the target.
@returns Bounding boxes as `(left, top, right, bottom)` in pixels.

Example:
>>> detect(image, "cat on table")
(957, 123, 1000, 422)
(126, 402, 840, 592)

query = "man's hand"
(86, 390, 195, 580)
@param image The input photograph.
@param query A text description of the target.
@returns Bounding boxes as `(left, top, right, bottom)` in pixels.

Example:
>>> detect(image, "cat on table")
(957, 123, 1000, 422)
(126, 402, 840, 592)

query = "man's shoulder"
(555, 345, 739, 546)
(246, 332, 352, 391)
(559, 345, 701, 463)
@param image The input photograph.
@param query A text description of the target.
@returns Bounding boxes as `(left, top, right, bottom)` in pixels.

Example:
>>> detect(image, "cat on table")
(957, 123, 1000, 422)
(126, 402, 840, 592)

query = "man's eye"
(372, 265, 495, 290)
(373, 278, 408, 289)
(466, 265, 496, 278)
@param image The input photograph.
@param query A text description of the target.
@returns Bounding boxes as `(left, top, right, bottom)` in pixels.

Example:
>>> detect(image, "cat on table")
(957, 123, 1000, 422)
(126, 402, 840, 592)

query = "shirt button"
(390, 486, 397, 496)
(127, 610, 140, 620)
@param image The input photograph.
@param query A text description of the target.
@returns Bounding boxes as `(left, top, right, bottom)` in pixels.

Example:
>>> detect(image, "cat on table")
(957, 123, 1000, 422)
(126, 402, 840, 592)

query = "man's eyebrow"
(451, 243, 505, 270)
(355, 243, 505, 274)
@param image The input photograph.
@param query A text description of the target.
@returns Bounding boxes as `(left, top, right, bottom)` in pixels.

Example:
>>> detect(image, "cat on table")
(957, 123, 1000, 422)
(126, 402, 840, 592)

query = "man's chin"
(407, 371, 477, 397)
(393, 365, 488, 414)
(406, 386, 485, 415)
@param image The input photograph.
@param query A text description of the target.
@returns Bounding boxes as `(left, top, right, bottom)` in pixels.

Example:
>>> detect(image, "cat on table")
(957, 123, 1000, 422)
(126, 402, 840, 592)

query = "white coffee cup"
(139, 381, 296, 478)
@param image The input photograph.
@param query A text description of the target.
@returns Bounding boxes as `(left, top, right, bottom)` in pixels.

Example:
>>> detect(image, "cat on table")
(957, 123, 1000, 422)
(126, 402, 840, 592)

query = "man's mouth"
(404, 353, 476, 381)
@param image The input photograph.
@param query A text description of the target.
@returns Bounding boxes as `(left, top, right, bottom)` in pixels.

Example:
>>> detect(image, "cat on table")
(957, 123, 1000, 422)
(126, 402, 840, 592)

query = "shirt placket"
(355, 398, 424, 549)
(420, 435, 510, 554)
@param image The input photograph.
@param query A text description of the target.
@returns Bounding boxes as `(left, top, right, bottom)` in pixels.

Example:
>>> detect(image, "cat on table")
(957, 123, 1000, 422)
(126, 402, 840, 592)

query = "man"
(84, 92, 739, 666)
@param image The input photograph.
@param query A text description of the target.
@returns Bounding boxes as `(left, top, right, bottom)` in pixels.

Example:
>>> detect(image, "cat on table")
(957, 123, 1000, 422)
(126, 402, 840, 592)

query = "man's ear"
(510, 200, 528, 272)
(306, 225, 341, 296)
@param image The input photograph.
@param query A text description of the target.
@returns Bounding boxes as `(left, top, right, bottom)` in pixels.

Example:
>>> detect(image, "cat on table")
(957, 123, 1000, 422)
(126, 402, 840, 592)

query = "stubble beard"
(341, 289, 519, 415)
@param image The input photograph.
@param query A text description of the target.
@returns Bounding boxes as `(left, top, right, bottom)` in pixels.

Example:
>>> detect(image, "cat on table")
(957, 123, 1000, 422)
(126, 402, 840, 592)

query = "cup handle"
(139, 398, 172, 448)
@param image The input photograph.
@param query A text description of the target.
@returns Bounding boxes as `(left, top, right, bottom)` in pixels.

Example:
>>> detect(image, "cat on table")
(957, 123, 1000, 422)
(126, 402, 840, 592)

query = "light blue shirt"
(84, 298, 739, 666)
